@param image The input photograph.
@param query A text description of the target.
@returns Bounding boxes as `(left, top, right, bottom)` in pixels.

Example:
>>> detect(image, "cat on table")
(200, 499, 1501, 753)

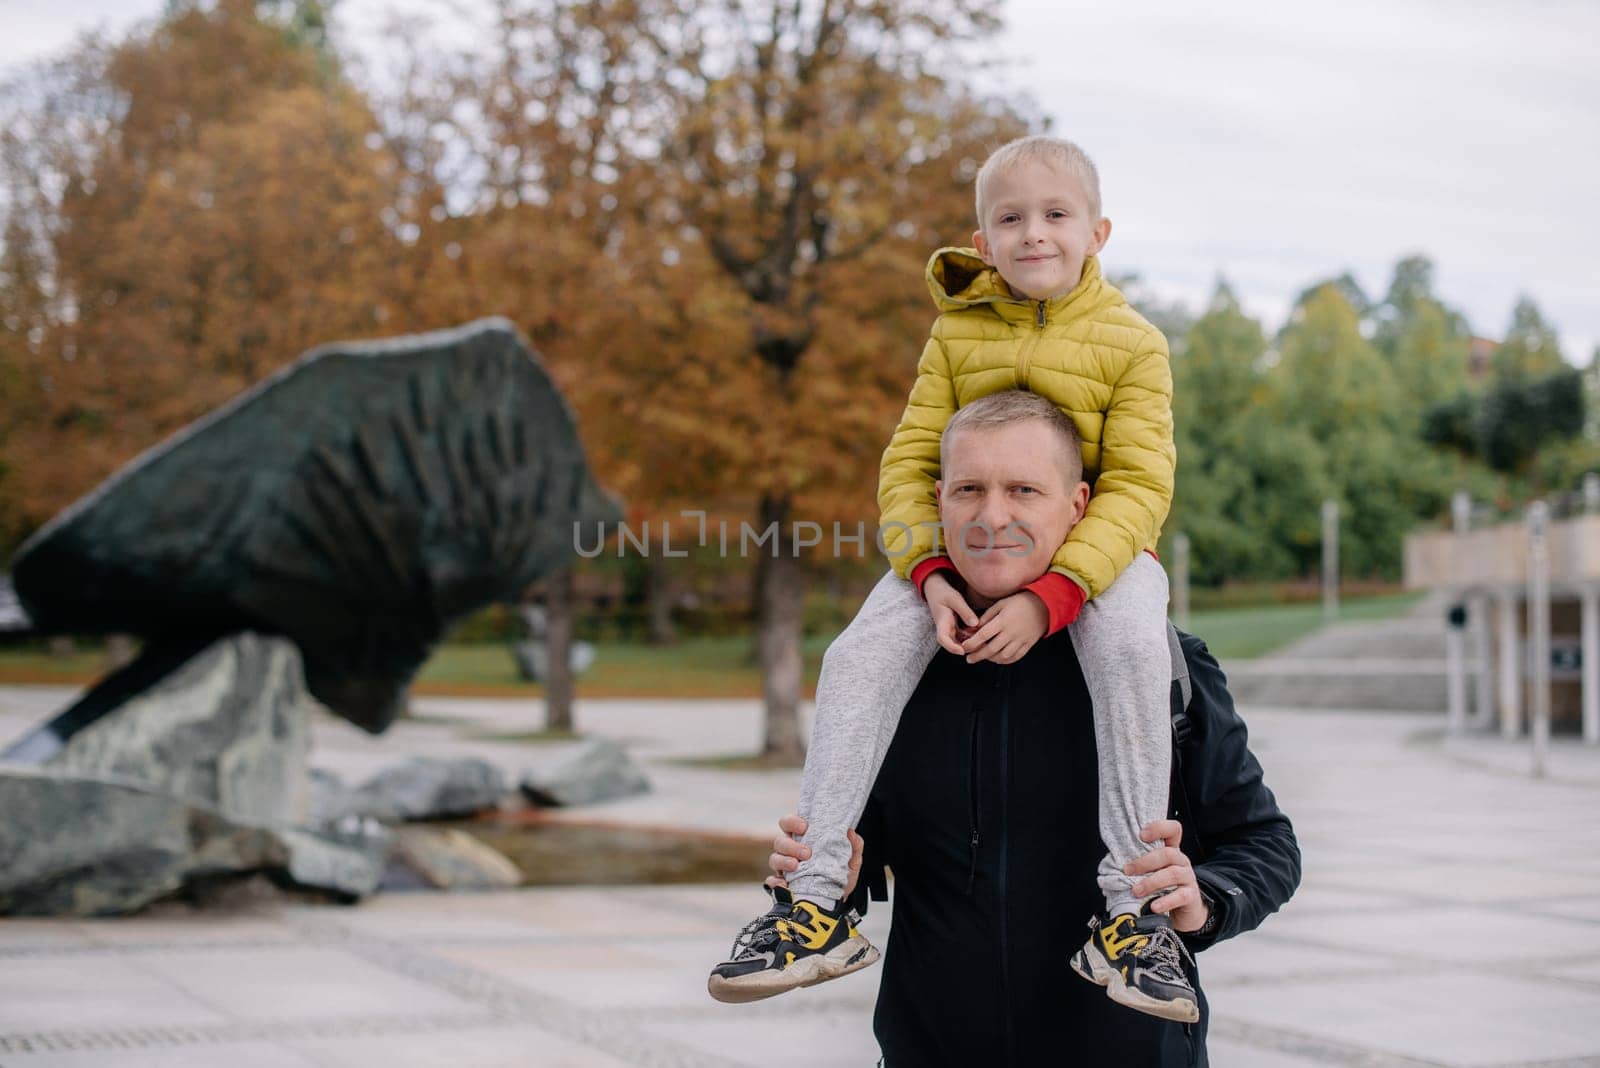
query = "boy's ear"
(972, 230, 992, 263)
(1088, 216, 1112, 256)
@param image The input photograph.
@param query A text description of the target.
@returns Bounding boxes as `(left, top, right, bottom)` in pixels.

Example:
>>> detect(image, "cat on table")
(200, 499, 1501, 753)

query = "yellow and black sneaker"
(1069, 911, 1200, 1023)
(707, 885, 879, 1004)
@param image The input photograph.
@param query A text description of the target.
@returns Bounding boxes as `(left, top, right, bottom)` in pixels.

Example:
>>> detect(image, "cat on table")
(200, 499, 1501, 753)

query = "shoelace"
(726, 909, 786, 961)
(1136, 925, 1194, 983)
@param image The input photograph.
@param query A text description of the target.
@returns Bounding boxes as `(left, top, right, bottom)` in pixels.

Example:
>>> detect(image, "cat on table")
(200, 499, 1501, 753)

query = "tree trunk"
(754, 492, 806, 761)
(543, 566, 576, 733)
(646, 543, 677, 645)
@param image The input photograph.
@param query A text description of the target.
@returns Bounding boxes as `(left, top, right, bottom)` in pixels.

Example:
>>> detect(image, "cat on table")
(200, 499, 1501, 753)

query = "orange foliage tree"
(371, 0, 1030, 756)
(2, 0, 1031, 758)
(0, 0, 398, 538)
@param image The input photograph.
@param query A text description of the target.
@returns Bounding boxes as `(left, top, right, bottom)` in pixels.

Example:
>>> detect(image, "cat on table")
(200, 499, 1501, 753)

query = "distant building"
(1405, 514, 1598, 742)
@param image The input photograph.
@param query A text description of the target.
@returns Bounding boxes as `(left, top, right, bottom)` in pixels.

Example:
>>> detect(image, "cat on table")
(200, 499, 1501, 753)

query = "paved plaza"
(2, 673, 1599, 1066)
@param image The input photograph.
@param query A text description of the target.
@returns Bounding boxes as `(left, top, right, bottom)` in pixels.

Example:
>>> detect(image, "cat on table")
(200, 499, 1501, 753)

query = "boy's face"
(973, 161, 1112, 302)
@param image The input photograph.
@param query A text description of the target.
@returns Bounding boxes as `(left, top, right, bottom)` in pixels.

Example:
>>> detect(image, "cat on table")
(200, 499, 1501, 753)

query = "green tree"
(1374, 255, 1471, 415)
(1493, 296, 1566, 378)
(1168, 282, 1333, 583)
(1268, 282, 1447, 578)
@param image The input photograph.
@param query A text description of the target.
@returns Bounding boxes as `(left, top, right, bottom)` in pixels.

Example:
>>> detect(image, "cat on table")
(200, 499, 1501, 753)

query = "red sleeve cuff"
(1024, 572, 1086, 635)
(910, 555, 957, 598)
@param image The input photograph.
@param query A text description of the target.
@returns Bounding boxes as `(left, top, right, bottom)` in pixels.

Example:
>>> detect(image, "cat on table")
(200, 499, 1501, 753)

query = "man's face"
(936, 420, 1090, 605)
(973, 161, 1111, 302)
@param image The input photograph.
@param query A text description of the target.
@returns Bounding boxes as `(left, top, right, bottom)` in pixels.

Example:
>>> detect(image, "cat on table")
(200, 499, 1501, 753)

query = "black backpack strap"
(1167, 621, 1192, 734)
(1167, 622, 1205, 862)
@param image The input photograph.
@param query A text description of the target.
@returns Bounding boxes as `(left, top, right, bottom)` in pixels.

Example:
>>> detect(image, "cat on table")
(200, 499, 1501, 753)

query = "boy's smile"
(973, 160, 1112, 303)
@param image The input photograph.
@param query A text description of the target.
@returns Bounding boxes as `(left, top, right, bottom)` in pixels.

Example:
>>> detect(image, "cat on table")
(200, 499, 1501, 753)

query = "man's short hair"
(975, 134, 1103, 225)
(941, 390, 1083, 487)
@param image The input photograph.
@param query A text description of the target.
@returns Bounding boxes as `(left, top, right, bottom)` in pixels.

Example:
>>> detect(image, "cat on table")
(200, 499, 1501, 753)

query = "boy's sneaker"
(707, 885, 879, 1003)
(1069, 910, 1200, 1023)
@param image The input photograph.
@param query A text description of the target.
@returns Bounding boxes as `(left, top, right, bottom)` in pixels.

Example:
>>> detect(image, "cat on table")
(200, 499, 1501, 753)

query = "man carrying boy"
(766, 391, 1301, 1065)
(710, 135, 1185, 1020)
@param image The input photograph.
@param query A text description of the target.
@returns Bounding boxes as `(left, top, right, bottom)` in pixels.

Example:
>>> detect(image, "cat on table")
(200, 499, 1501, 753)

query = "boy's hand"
(924, 571, 980, 656)
(958, 590, 1048, 665)
(764, 814, 864, 898)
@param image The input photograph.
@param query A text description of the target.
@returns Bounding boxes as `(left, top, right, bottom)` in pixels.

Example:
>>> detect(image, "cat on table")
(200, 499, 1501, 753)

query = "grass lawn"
(0, 591, 1424, 697)
(1185, 590, 1425, 660)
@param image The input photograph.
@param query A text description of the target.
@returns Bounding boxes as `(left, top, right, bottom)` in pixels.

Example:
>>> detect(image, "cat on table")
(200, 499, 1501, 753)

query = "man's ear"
(1069, 480, 1091, 525)
(973, 230, 993, 264)
(934, 479, 944, 504)
(1088, 216, 1112, 256)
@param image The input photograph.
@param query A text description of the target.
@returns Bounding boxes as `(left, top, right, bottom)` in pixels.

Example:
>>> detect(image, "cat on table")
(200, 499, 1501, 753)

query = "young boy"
(707, 135, 1192, 1022)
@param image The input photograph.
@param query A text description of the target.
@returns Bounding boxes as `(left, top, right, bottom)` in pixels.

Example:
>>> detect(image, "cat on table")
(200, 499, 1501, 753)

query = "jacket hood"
(925, 246, 1106, 315)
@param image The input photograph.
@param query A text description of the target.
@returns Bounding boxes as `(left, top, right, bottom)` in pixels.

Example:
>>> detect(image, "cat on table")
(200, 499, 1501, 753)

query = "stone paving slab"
(4, 683, 1600, 1066)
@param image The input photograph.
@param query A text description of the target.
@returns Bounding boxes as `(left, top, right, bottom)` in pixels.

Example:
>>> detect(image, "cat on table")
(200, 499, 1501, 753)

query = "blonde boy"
(709, 136, 1192, 1022)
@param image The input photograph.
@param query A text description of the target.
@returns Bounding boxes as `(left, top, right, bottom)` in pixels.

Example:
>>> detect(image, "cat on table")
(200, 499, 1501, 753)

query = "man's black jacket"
(846, 627, 1300, 1068)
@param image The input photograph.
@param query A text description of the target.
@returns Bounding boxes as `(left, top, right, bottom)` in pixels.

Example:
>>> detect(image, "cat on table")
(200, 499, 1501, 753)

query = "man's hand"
(1125, 819, 1210, 933)
(958, 590, 1048, 665)
(764, 814, 865, 899)
(924, 571, 981, 656)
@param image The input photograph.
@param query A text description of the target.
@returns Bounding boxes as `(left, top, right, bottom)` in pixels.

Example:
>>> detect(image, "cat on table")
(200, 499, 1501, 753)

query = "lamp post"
(1528, 501, 1551, 778)
(1172, 533, 1191, 632)
(1322, 499, 1339, 622)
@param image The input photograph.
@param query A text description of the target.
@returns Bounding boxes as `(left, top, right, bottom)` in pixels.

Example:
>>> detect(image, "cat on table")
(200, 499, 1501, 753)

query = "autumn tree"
(0, 0, 397, 538)
(372, 0, 1028, 756)
(634, 1, 1029, 758)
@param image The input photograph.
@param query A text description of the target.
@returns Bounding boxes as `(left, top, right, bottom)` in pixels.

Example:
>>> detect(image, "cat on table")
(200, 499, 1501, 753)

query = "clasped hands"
(924, 571, 1046, 665)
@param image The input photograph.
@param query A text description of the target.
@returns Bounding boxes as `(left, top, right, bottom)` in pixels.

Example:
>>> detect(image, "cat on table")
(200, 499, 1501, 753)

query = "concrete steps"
(1220, 595, 1466, 712)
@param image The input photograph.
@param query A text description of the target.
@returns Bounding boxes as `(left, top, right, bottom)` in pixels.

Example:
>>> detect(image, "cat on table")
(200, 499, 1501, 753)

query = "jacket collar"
(925, 246, 1108, 325)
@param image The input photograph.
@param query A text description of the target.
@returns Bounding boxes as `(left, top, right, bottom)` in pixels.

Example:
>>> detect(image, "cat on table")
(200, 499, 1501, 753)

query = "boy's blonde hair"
(974, 135, 1103, 226)
(941, 390, 1083, 486)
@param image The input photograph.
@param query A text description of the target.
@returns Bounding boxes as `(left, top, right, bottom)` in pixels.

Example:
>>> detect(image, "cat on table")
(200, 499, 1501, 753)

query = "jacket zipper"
(996, 666, 1013, 1061)
(1014, 300, 1047, 389)
(965, 703, 981, 895)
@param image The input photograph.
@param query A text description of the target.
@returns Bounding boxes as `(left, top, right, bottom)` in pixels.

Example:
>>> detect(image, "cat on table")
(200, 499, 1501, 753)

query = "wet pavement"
(2, 675, 1598, 1066)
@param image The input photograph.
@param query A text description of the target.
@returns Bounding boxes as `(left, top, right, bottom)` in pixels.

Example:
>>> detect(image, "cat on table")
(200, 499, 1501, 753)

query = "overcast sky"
(3, 0, 1595, 360)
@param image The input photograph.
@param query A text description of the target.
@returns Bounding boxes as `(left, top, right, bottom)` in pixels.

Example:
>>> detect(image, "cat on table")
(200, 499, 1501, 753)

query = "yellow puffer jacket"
(878, 247, 1175, 600)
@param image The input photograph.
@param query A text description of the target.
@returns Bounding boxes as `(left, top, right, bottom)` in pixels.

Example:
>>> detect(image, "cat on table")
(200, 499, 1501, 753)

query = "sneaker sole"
(1071, 936, 1199, 1024)
(707, 936, 880, 1004)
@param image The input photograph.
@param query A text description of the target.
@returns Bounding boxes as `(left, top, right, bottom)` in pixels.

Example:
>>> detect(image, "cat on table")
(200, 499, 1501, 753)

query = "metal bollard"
(1527, 502, 1551, 777)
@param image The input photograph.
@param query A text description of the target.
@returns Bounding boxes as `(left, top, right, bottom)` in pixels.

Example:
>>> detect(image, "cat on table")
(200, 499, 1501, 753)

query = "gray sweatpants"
(789, 554, 1172, 919)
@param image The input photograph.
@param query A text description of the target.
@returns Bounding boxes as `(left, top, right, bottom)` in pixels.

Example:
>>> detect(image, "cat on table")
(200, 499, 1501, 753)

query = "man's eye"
(1014, 486, 1038, 494)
